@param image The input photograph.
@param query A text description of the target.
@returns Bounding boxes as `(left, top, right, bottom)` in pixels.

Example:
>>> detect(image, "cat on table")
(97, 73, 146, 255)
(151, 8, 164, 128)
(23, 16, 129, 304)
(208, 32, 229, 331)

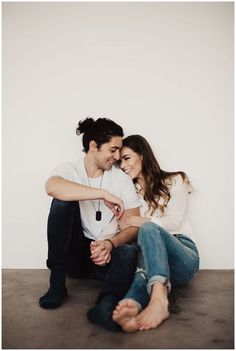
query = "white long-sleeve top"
(139, 174, 195, 240)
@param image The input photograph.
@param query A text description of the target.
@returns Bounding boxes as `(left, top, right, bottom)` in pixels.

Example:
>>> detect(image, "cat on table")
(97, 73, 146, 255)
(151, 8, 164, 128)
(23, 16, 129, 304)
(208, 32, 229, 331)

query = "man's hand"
(90, 240, 113, 266)
(102, 190, 124, 219)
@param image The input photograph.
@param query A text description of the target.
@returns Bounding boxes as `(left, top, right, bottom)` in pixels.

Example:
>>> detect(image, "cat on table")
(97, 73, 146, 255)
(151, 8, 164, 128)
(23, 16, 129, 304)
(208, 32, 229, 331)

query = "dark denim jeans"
(123, 222, 200, 309)
(46, 199, 137, 301)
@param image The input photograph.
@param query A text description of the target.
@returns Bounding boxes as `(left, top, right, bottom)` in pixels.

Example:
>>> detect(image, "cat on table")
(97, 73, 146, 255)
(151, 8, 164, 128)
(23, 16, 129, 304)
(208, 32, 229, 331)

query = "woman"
(112, 135, 199, 332)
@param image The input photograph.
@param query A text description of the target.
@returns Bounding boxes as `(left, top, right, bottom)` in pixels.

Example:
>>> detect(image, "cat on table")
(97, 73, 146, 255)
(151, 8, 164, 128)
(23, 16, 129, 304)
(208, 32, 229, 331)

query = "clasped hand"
(90, 240, 112, 266)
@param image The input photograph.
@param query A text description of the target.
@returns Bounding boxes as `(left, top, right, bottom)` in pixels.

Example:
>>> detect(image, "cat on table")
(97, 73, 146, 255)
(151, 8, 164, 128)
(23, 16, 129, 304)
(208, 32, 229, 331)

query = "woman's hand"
(101, 190, 124, 219)
(117, 213, 136, 230)
(118, 214, 148, 230)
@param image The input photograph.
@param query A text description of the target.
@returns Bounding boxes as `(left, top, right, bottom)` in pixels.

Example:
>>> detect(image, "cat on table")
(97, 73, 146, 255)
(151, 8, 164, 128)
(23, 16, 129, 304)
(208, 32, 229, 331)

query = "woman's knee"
(171, 258, 199, 287)
(138, 221, 161, 244)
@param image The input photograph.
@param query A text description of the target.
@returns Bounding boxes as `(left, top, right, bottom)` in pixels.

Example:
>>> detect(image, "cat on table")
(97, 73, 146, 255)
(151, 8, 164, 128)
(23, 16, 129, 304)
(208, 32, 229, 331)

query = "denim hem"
(147, 275, 172, 295)
(118, 298, 142, 312)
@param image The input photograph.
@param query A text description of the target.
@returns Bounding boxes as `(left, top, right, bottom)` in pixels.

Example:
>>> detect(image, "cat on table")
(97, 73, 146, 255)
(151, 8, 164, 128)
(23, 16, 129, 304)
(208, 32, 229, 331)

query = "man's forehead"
(107, 137, 122, 149)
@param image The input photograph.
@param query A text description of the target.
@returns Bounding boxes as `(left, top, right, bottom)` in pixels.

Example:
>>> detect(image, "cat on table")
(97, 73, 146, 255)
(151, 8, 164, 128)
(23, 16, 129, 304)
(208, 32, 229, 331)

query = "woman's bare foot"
(112, 299, 140, 332)
(136, 298, 169, 331)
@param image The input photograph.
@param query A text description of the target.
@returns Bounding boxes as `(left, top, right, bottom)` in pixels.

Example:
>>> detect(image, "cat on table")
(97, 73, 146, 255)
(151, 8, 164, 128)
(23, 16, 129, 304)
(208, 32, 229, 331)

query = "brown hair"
(76, 117, 123, 152)
(122, 135, 191, 214)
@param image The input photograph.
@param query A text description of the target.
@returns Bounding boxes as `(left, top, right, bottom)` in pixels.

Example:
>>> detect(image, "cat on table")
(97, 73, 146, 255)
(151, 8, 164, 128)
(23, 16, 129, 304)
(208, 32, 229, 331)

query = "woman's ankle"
(150, 282, 169, 305)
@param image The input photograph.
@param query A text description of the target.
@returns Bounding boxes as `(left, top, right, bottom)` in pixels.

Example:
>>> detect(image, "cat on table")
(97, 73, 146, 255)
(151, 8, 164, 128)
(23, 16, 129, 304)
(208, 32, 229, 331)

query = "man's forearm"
(111, 226, 139, 248)
(45, 176, 104, 201)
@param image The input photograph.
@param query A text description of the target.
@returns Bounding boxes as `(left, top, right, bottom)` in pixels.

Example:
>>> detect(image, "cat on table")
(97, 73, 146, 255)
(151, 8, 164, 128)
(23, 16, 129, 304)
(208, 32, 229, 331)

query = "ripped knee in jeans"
(135, 267, 147, 280)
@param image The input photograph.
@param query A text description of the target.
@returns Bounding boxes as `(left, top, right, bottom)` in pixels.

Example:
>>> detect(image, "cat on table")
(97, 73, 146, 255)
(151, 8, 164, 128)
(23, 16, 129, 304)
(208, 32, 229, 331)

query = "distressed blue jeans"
(123, 222, 200, 309)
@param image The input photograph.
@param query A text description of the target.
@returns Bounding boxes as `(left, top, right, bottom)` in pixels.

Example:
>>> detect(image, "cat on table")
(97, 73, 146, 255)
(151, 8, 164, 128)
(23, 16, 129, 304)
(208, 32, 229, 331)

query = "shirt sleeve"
(150, 175, 190, 232)
(50, 162, 78, 183)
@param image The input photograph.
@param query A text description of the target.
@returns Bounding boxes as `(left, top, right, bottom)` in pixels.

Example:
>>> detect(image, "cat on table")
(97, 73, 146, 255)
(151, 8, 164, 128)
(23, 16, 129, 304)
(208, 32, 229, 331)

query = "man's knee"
(50, 199, 78, 214)
(113, 244, 137, 262)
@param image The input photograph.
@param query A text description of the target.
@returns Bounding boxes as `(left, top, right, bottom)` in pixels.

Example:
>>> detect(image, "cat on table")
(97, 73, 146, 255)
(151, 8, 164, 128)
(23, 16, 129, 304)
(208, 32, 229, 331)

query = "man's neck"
(84, 154, 103, 178)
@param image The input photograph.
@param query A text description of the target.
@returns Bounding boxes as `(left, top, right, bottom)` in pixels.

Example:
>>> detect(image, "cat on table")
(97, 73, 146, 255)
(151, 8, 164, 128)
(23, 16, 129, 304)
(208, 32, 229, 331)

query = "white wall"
(3, 2, 233, 269)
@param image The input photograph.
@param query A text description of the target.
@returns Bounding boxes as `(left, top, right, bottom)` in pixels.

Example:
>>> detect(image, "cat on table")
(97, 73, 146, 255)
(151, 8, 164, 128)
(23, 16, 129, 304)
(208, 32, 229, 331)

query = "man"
(39, 117, 140, 331)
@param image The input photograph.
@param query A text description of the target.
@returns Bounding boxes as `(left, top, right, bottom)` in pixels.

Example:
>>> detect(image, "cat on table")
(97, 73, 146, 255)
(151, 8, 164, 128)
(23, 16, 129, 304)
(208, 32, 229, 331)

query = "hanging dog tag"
(96, 211, 102, 221)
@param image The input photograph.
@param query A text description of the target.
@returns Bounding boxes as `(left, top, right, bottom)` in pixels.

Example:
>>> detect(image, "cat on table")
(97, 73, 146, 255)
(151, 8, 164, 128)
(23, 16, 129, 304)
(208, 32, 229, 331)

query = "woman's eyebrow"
(121, 153, 129, 159)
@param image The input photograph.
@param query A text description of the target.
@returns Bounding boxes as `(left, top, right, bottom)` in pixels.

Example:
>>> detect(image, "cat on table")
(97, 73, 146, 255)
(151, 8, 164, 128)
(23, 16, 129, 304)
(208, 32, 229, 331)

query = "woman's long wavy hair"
(122, 135, 191, 214)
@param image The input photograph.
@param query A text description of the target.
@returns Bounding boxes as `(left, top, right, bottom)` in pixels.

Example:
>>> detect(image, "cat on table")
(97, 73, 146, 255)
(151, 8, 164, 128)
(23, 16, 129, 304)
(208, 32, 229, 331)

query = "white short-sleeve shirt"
(50, 157, 140, 240)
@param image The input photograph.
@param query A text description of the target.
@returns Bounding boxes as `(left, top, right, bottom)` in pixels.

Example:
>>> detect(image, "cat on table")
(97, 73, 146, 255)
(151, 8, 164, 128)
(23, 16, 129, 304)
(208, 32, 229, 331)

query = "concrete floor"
(2, 269, 234, 349)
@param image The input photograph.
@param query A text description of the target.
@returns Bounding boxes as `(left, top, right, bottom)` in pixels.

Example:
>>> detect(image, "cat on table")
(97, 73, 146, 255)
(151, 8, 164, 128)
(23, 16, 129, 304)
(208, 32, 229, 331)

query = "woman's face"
(120, 147, 143, 179)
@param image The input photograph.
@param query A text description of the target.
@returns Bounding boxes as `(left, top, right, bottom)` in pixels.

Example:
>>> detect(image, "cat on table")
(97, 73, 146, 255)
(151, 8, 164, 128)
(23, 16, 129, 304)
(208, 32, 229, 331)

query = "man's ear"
(89, 140, 98, 152)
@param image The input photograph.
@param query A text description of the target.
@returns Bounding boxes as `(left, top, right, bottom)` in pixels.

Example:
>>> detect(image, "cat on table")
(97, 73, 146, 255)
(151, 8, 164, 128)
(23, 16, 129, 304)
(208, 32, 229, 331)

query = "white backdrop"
(3, 2, 233, 268)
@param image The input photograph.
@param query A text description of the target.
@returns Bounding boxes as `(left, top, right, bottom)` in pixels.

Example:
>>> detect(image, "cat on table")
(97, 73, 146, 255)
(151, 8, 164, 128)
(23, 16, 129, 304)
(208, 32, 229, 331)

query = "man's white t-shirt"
(50, 157, 140, 240)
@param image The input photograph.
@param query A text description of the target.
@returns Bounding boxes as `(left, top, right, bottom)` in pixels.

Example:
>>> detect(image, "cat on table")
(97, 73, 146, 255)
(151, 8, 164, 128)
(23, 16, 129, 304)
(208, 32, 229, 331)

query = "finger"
(111, 205, 122, 218)
(103, 252, 110, 261)
(91, 255, 105, 263)
(116, 210, 124, 219)
(110, 206, 119, 216)
(102, 251, 111, 263)
(115, 205, 124, 219)
(90, 252, 100, 259)
(90, 241, 96, 248)
(91, 251, 109, 263)
(92, 257, 107, 265)
(90, 251, 103, 259)
(106, 254, 111, 263)
(90, 254, 100, 261)
(90, 247, 103, 254)
(97, 252, 109, 263)
(103, 248, 110, 255)
(91, 244, 106, 253)
(91, 241, 103, 248)
(104, 200, 113, 209)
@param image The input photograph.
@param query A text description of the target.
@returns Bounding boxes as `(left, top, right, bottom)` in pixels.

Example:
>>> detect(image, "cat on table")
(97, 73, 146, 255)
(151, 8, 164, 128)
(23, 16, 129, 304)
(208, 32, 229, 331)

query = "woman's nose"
(120, 159, 125, 169)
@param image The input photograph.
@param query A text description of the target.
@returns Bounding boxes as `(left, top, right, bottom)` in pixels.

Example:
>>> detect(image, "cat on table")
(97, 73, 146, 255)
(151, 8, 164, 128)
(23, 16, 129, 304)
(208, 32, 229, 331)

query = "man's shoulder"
(53, 160, 79, 172)
(108, 165, 136, 194)
(50, 157, 85, 180)
(110, 164, 130, 181)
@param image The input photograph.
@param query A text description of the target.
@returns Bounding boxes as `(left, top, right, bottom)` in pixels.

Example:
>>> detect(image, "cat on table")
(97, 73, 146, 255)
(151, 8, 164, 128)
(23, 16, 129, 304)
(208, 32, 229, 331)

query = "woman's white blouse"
(138, 174, 195, 240)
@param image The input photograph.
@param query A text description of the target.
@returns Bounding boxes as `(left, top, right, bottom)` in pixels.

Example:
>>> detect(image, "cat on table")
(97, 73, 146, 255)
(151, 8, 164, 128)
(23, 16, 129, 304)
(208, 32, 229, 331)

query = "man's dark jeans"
(46, 199, 137, 301)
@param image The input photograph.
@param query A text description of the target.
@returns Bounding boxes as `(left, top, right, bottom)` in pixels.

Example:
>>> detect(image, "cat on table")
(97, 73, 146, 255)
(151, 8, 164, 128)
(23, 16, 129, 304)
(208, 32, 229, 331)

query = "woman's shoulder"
(164, 174, 181, 186)
(165, 174, 193, 192)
